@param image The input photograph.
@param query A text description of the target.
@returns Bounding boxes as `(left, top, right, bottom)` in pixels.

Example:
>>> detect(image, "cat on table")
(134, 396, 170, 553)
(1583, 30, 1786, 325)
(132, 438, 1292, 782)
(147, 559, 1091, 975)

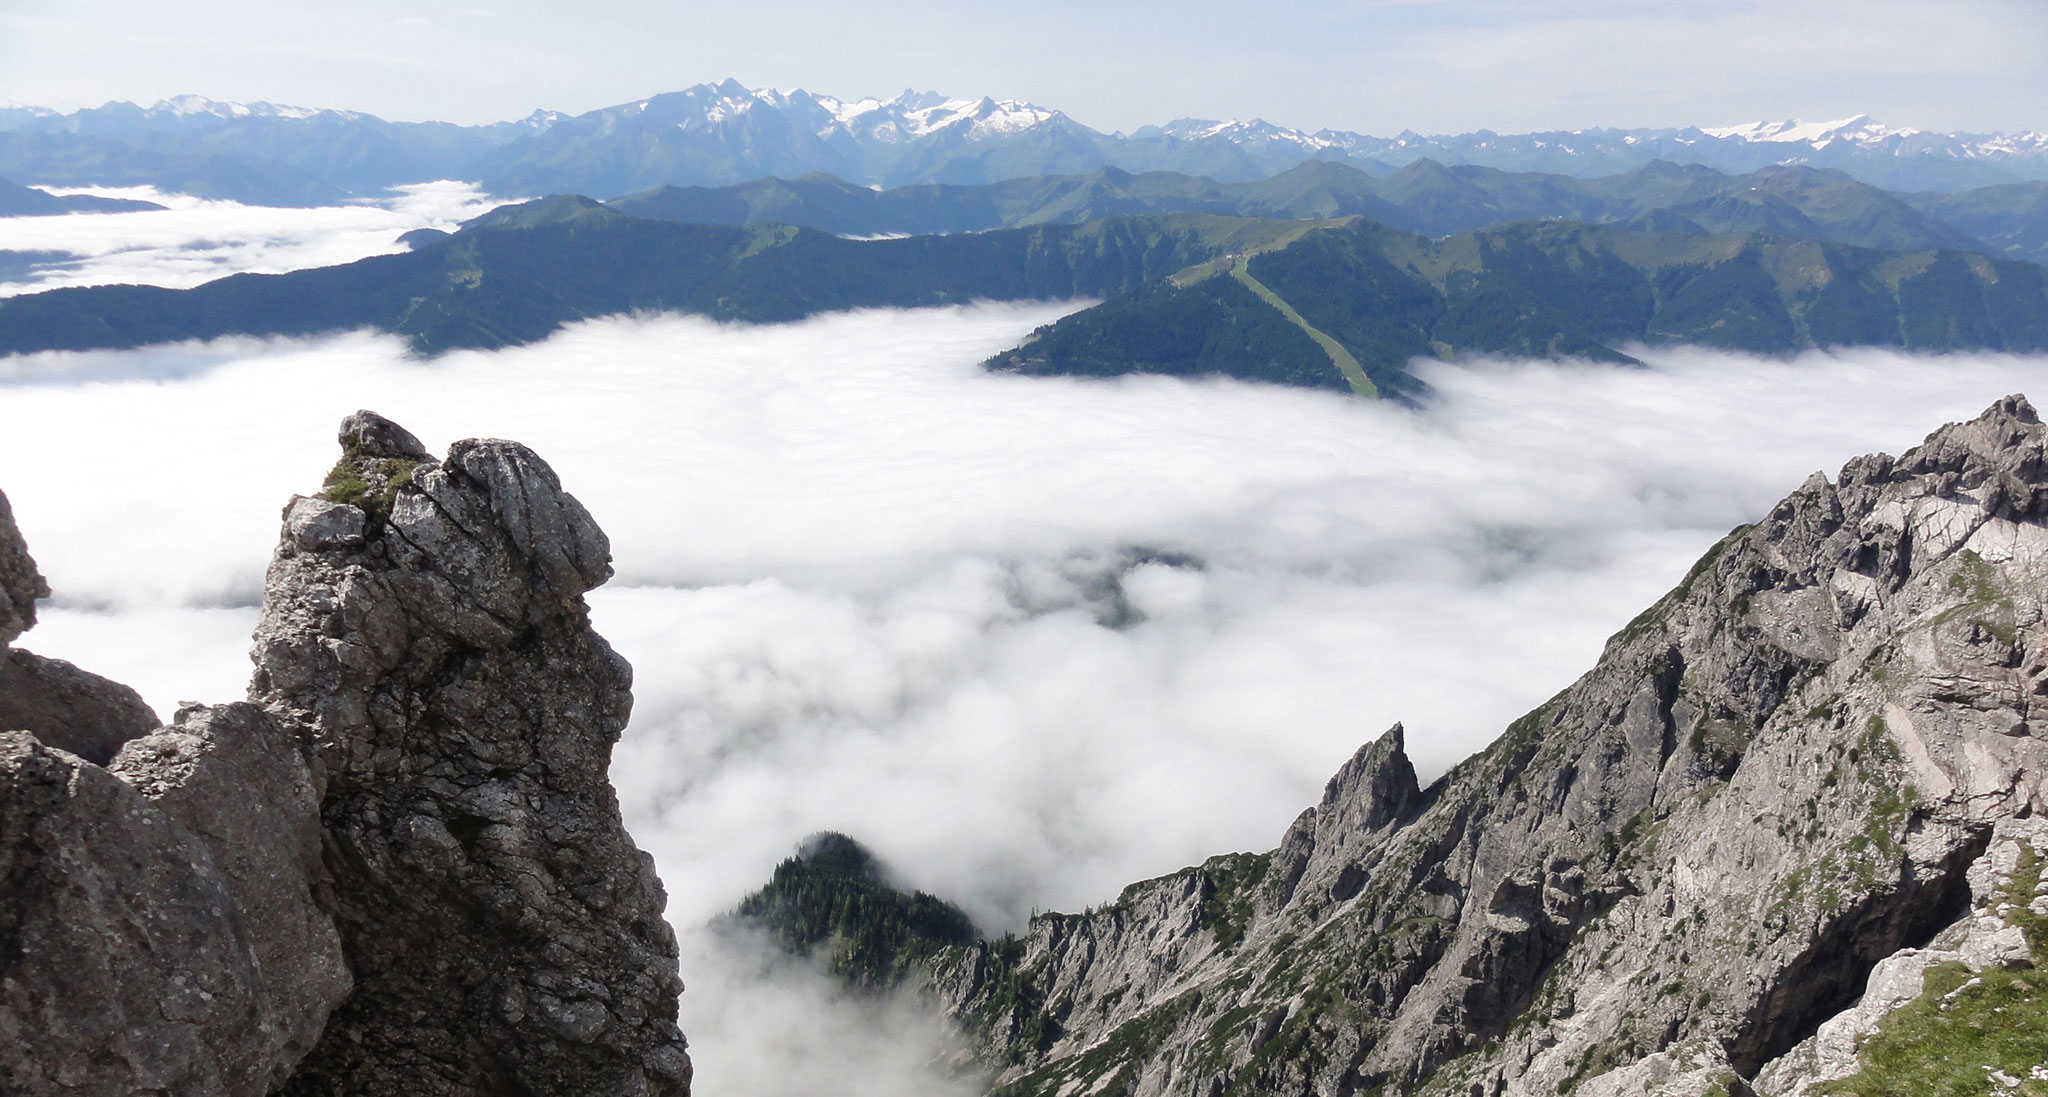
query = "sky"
(1, 0, 2044, 135)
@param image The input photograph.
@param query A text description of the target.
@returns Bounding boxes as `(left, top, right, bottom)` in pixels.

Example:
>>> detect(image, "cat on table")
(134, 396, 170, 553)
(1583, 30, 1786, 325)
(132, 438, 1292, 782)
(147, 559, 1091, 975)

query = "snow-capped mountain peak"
(900, 95, 1058, 138)
(1699, 115, 1922, 148)
(1150, 117, 1339, 153)
(151, 95, 340, 121)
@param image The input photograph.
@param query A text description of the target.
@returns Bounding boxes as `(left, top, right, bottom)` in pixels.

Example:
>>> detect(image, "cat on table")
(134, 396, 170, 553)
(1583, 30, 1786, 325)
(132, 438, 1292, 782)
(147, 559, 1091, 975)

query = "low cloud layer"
(0, 180, 502, 295)
(4, 305, 2046, 1092)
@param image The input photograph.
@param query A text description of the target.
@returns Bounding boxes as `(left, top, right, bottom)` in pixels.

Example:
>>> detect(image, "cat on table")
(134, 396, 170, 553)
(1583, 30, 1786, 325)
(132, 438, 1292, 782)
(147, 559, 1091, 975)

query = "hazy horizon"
(3, 1, 2042, 136)
(2, 78, 2039, 141)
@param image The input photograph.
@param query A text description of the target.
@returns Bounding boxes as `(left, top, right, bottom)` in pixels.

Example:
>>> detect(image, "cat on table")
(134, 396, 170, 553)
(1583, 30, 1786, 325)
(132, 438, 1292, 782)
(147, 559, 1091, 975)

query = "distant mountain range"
(4, 206, 2042, 396)
(565, 159, 2047, 267)
(1, 81, 2043, 206)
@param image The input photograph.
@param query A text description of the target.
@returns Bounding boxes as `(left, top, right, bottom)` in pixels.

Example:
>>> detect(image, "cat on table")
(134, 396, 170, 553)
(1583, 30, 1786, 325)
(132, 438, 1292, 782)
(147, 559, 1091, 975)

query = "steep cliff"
(0, 415, 690, 1096)
(755, 397, 2048, 1096)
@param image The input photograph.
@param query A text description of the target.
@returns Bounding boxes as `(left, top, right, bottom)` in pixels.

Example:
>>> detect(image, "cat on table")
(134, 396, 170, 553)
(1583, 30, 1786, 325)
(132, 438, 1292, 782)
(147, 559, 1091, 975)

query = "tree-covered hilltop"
(731, 833, 979, 991)
(0, 176, 163, 216)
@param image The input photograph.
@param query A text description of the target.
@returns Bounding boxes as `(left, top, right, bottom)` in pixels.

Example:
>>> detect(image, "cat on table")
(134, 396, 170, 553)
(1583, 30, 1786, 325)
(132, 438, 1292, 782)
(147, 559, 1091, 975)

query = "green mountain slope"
(1903, 181, 2048, 266)
(998, 218, 2048, 395)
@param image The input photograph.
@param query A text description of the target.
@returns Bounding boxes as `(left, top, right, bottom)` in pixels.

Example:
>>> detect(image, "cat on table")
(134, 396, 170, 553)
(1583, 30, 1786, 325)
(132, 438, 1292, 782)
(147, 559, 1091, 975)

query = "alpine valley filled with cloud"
(4, 4, 2048, 1094)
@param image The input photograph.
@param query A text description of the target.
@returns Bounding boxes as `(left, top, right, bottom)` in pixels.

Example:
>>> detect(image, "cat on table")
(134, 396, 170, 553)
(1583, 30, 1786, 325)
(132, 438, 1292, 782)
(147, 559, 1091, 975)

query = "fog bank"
(3, 306, 2044, 1093)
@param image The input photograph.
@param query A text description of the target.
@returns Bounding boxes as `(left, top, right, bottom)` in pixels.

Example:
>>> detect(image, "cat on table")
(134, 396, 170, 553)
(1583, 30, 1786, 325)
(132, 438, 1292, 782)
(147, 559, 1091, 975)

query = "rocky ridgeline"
(0, 413, 690, 1096)
(747, 397, 2048, 1096)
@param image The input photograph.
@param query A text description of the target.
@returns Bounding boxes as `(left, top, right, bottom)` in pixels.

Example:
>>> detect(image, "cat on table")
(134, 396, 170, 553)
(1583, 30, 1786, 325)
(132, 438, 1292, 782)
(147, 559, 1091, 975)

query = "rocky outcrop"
(875, 396, 2048, 1095)
(254, 412, 690, 1097)
(0, 416, 689, 1096)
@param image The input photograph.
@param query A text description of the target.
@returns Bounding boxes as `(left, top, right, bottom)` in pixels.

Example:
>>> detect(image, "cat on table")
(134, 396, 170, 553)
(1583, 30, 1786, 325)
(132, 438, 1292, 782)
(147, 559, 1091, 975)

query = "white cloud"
(4, 304, 2046, 1093)
(0, 180, 505, 295)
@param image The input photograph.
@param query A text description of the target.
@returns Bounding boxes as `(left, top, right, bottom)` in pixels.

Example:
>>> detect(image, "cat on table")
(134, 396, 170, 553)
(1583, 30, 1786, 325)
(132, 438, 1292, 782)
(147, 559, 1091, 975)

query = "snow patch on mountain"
(152, 96, 349, 122)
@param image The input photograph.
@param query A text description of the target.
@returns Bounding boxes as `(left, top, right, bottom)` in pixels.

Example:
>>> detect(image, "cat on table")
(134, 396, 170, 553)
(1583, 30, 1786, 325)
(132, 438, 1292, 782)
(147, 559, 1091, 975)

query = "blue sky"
(2, 0, 2043, 135)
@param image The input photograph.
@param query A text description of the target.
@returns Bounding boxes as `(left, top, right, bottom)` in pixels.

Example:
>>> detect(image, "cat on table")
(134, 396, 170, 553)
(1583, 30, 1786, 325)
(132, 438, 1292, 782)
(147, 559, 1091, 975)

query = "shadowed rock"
(338, 409, 431, 461)
(0, 488, 48, 645)
(0, 648, 159, 764)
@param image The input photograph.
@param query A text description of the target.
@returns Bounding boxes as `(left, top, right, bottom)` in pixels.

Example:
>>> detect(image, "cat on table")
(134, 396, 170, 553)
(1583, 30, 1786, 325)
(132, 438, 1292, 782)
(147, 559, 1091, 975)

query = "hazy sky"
(2, 0, 2042, 135)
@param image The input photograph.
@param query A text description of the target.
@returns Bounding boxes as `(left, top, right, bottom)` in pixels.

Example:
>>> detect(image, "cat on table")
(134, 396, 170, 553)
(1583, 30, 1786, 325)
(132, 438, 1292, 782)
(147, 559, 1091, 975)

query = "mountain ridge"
(1, 83, 2041, 206)
(586, 158, 2031, 264)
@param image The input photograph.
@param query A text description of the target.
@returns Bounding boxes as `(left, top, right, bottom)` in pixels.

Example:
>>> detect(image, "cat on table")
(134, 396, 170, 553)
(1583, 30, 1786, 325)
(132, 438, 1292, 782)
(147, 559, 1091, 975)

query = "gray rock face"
(0, 703, 348, 1097)
(109, 703, 352, 1082)
(253, 425, 690, 1096)
(338, 408, 431, 461)
(908, 396, 2048, 1096)
(0, 487, 48, 645)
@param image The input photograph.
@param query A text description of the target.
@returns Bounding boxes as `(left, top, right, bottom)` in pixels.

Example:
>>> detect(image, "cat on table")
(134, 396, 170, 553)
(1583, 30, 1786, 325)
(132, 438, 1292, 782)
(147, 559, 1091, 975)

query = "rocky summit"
(0, 413, 690, 1096)
(742, 396, 2048, 1096)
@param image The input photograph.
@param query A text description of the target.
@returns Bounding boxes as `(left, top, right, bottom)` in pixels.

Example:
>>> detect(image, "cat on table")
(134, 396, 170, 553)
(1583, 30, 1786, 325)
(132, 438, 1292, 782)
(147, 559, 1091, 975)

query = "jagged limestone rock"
(338, 408, 431, 461)
(885, 396, 2048, 1096)
(0, 703, 348, 1097)
(1752, 816, 2048, 1095)
(254, 413, 691, 1097)
(0, 417, 688, 1095)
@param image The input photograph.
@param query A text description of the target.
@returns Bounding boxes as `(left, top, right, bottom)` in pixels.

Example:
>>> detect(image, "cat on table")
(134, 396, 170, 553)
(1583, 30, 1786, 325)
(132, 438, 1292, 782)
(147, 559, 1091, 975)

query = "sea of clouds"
(5, 292, 2048, 1091)
(0, 180, 502, 295)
